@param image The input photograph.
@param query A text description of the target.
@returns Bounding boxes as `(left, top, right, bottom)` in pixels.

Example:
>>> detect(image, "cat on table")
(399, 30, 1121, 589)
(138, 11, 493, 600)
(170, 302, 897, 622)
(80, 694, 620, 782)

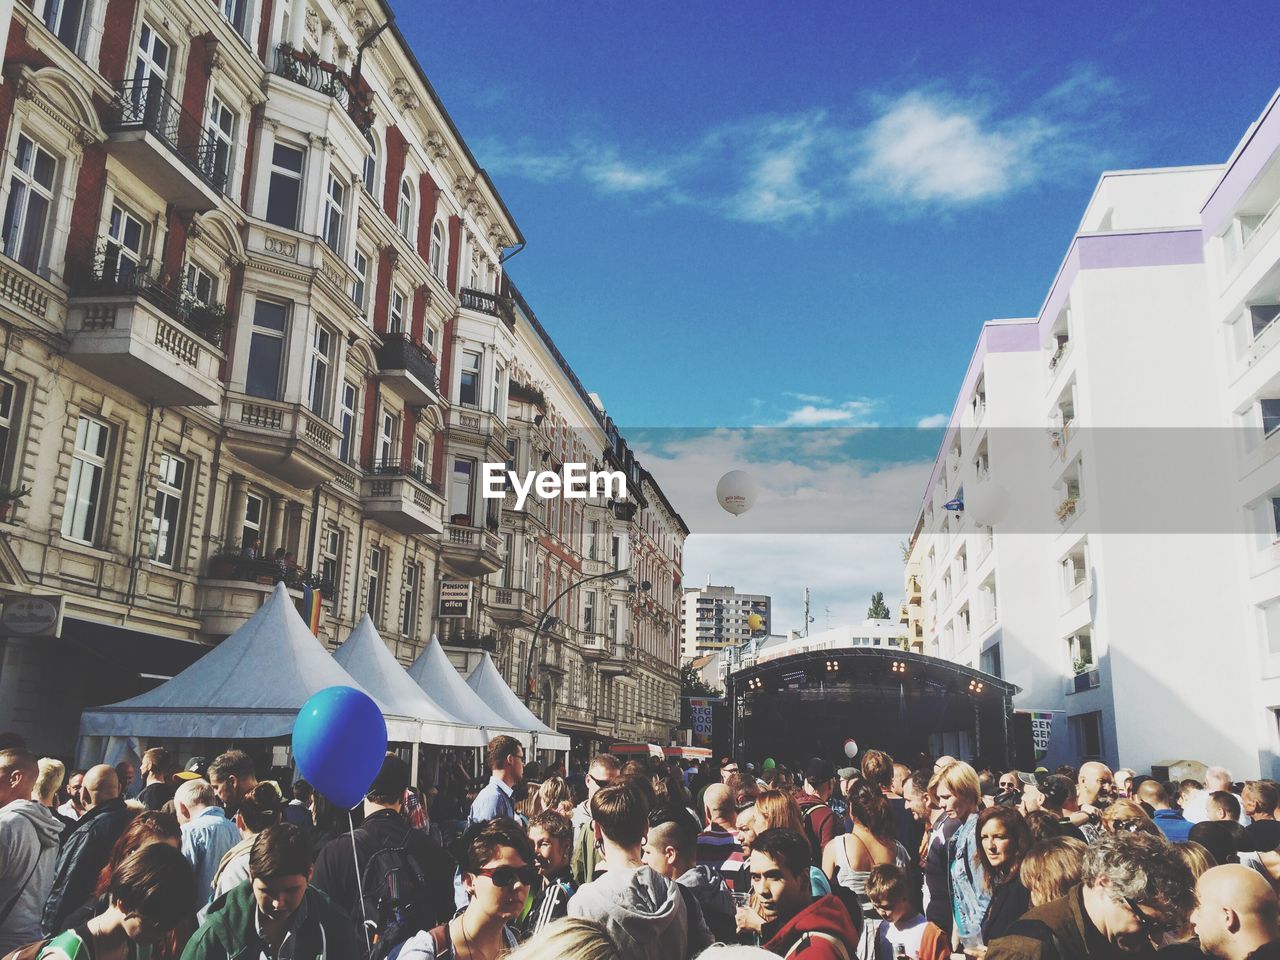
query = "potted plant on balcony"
(0, 482, 31, 522)
(183, 299, 227, 347)
(1056, 497, 1078, 524)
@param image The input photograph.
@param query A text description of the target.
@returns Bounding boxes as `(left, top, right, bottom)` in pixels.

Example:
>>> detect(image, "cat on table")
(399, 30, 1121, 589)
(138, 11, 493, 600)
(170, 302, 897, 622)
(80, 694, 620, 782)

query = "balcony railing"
(104, 80, 228, 195)
(375, 333, 439, 392)
(460, 287, 499, 316)
(369, 457, 432, 486)
(272, 44, 375, 134)
(73, 250, 227, 347)
(205, 551, 334, 595)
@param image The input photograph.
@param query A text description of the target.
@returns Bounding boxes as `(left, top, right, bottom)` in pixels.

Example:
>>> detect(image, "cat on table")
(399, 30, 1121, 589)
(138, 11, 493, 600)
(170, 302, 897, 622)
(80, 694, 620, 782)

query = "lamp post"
(522, 566, 641, 707)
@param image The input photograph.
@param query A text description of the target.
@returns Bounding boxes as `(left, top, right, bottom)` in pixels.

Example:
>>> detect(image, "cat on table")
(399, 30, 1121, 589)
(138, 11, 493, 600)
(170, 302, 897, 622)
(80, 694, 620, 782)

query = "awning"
(62, 618, 210, 680)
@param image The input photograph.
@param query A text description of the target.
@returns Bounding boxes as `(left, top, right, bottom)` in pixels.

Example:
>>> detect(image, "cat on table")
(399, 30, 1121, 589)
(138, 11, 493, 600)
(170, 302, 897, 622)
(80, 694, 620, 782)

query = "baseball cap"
(1016, 771, 1038, 788)
(805, 758, 836, 783)
(173, 770, 202, 782)
(837, 767, 858, 781)
(185, 756, 208, 777)
(1040, 774, 1073, 806)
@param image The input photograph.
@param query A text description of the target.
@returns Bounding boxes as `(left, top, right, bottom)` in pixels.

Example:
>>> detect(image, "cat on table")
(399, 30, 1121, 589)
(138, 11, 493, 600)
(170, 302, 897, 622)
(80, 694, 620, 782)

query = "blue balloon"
(293, 686, 387, 809)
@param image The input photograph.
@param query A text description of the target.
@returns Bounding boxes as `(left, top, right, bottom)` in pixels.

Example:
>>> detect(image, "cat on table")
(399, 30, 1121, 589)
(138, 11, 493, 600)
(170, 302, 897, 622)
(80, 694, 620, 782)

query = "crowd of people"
(4, 733, 1280, 960)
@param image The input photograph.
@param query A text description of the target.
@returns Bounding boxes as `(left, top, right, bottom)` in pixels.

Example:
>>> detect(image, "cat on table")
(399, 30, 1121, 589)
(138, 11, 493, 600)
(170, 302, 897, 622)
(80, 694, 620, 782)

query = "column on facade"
(265, 493, 287, 555)
(288, 0, 307, 48)
(225, 476, 249, 549)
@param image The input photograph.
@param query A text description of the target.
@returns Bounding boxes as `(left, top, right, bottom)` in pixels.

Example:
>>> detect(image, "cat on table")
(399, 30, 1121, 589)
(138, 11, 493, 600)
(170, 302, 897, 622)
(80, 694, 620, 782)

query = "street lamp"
(522, 566, 641, 706)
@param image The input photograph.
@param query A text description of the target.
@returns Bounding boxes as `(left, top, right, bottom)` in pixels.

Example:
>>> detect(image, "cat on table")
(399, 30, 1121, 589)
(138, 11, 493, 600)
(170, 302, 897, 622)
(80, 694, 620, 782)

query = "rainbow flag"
(298, 585, 322, 635)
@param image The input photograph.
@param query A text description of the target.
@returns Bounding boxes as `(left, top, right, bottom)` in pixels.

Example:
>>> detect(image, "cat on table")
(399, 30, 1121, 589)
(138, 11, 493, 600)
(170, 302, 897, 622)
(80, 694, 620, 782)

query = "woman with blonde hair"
(1100, 798, 1160, 837)
(934, 760, 987, 950)
(503, 918, 618, 960)
(1019, 836, 1087, 906)
(536, 777, 575, 818)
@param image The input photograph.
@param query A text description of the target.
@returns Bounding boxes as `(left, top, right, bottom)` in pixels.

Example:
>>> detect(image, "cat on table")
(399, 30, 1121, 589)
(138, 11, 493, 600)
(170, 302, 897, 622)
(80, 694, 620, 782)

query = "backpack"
(360, 838, 435, 960)
(781, 931, 851, 960)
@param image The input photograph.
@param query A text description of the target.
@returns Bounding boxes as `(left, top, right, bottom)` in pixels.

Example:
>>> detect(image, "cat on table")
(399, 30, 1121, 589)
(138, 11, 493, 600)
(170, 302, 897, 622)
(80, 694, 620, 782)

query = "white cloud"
(483, 67, 1114, 223)
(784, 392, 831, 405)
(854, 92, 1049, 205)
(916, 413, 950, 429)
(780, 402, 877, 427)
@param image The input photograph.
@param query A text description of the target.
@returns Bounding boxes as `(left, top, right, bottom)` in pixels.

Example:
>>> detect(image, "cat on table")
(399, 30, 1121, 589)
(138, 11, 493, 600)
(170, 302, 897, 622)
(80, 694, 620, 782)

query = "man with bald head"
(696, 782, 745, 888)
(1193, 864, 1280, 959)
(1137, 778, 1193, 842)
(1073, 760, 1115, 842)
(41, 763, 135, 934)
(0, 749, 63, 952)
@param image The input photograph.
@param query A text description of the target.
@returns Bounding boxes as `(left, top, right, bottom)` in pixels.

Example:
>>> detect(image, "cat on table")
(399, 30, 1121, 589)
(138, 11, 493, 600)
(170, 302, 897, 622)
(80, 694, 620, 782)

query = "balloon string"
(350, 809, 372, 954)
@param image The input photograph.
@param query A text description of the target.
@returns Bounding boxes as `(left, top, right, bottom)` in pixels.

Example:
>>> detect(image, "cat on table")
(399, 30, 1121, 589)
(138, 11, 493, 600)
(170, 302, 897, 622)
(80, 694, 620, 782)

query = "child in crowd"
(865, 863, 949, 960)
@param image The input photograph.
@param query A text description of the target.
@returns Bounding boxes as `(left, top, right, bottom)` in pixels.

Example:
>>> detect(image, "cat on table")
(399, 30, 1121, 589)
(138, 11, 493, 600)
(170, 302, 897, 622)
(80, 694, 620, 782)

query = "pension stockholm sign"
(481, 463, 627, 511)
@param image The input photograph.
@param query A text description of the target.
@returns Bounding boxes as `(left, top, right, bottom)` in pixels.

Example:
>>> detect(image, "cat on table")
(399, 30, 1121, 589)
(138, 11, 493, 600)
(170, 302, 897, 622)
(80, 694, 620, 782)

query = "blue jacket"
(1153, 808, 1193, 842)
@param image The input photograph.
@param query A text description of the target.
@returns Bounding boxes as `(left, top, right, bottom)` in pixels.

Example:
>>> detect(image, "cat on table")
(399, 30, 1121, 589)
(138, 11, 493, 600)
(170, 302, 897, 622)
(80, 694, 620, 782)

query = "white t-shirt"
(876, 914, 930, 959)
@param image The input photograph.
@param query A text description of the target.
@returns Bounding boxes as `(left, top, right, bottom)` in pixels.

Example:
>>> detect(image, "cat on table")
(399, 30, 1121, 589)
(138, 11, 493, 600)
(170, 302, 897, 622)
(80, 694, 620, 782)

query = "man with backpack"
(311, 756, 455, 957)
(747, 828, 860, 960)
(796, 759, 841, 865)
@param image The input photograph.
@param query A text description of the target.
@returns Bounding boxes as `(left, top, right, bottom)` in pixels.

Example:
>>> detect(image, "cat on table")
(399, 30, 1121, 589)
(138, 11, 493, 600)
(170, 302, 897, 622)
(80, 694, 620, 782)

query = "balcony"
(441, 521, 504, 576)
(103, 80, 226, 211)
(272, 44, 374, 135)
(222, 394, 342, 488)
(360, 460, 445, 534)
(458, 287, 516, 330)
(1066, 667, 1101, 695)
(489, 585, 537, 626)
(376, 334, 440, 405)
(66, 257, 224, 406)
(198, 553, 333, 636)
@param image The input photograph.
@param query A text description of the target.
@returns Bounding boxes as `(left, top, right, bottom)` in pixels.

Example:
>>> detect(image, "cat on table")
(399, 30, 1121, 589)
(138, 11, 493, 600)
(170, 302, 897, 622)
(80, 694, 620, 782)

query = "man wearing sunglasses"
(985, 832, 1195, 959)
(570, 754, 620, 884)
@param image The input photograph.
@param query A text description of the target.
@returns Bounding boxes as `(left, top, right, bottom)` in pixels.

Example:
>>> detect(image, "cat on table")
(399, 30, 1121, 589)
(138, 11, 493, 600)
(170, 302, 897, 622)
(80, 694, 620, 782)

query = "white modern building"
(908, 162, 1264, 774)
(681, 583, 771, 659)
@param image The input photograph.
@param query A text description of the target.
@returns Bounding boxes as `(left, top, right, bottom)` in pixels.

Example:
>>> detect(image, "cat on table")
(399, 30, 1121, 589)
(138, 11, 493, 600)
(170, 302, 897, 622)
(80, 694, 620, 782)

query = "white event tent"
(78, 583, 413, 763)
(465, 652, 570, 752)
(406, 637, 529, 746)
(334, 615, 486, 749)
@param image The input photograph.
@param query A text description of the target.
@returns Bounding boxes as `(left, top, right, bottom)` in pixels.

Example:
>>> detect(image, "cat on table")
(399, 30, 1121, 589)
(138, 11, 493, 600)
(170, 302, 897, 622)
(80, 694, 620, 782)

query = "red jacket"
(763, 894, 860, 960)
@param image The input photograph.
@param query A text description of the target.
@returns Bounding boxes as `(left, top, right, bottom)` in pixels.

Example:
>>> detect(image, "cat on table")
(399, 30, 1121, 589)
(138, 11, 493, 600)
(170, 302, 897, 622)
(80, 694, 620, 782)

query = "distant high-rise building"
(681, 584, 771, 659)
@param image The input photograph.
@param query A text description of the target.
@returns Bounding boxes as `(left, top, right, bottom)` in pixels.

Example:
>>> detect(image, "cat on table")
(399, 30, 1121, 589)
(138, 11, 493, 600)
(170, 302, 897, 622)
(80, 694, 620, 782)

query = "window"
(338, 381, 358, 463)
(1263, 399, 1280, 438)
(378, 411, 398, 465)
(43, 0, 87, 51)
(498, 532, 514, 588)
(493, 363, 504, 416)
(390, 288, 405, 334)
(320, 528, 341, 593)
(504, 438, 518, 474)
(413, 436, 428, 481)
(459, 351, 480, 407)
(322, 170, 346, 254)
(361, 142, 379, 197)
(424, 323, 437, 353)
(62, 414, 111, 543)
(402, 562, 419, 636)
(1069, 712, 1104, 760)
(1252, 305, 1280, 341)
(0, 376, 16, 482)
(1068, 630, 1095, 674)
(611, 534, 621, 568)
(185, 263, 218, 304)
(366, 545, 384, 622)
(2, 134, 56, 272)
(132, 21, 170, 92)
(103, 204, 146, 284)
(308, 324, 332, 416)
(586, 519, 598, 560)
(609, 604, 619, 641)
(583, 590, 596, 633)
(246, 300, 287, 399)
(221, 0, 248, 37)
(450, 458, 474, 522)
(351, 248, 369, 311)
(149, 453, 187, 566)
(206, 96, 236, 188)
(242, 492, 263, 551)
(265, 143, 304, 228)
(397, 179, 413, 239)
(980, 643, 1002, 678)
(429, 221, 444, 278)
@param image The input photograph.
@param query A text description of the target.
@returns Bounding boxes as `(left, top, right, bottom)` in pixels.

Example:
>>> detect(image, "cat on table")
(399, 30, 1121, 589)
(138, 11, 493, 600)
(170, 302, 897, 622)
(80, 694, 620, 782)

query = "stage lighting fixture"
(891, 660, 907, 675)
(968, 679, 984, 694)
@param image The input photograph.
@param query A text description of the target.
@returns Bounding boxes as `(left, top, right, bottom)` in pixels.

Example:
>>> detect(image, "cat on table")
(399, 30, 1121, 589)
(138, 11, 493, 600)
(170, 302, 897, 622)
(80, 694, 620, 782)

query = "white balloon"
(843, 739, 858, 759)
(716, 470, 758, 517)
(965, 480, 1010, 526)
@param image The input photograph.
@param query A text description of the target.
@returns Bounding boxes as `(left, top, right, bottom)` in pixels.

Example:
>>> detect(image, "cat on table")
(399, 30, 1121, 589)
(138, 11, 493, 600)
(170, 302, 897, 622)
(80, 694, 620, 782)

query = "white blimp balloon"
(964, 480, 1010, 526)
(716, 470, 758, 517)
(843, 739, 859, 759)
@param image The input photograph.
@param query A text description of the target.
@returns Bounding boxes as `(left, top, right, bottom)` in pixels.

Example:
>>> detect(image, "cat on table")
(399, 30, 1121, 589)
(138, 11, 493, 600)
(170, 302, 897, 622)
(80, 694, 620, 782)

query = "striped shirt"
(696, 825, 744, 888)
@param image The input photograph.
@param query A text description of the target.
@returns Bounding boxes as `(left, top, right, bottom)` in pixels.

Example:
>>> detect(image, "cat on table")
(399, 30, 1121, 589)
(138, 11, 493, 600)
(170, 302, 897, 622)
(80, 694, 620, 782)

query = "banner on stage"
(437, 580, 474, 618)
(688, 697, 715, 746)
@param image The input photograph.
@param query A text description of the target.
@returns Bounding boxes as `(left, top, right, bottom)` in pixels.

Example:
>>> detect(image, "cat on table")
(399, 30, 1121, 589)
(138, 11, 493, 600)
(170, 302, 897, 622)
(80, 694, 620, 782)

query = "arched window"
(397, 178, 413, 238)
(429, 220, 444, 278)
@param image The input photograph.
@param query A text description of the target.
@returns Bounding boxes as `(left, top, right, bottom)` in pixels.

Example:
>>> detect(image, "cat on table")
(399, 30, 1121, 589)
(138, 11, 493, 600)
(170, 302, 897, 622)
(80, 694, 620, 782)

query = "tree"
(867, 591, 891, 620)
(680, 661, 720, 698)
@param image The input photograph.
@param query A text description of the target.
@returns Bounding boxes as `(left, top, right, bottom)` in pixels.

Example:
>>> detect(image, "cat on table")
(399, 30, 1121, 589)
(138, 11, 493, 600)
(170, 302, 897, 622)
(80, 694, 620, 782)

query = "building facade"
(681, 583, 770, 659)
(906, 158, 1267, 773)
(0, 0, 684, 758)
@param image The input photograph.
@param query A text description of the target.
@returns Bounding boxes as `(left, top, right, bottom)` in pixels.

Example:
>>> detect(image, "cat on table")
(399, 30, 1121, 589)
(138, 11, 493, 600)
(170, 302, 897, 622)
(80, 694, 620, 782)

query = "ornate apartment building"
(0, 0, 686, 757)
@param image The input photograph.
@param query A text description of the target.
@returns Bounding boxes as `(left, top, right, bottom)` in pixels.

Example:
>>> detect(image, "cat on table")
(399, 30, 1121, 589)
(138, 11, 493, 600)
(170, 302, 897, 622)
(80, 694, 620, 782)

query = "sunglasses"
(1112, 819, 1145, 833)
(476, 865, 539, 887)
(999, 781, 1017, 790)
(1123, 896, 1175, 941)
(589, 775, 611, 788)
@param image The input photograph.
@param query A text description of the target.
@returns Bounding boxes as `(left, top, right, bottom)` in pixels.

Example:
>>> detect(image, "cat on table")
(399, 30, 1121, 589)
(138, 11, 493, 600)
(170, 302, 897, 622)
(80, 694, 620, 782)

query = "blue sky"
(400, 2, 1280, 630)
